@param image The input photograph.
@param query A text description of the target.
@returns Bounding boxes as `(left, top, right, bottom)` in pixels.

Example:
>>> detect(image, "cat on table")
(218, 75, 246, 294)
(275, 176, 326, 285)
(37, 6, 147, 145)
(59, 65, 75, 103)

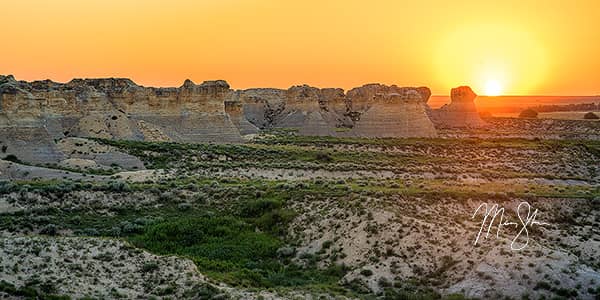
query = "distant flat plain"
(430, 95, 600, 109)
(492, 111, 600, 119)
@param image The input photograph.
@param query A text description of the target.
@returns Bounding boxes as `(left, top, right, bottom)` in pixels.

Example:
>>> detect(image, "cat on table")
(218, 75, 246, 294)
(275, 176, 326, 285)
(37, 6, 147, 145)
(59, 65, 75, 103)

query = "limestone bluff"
(0, 75, 484, 144)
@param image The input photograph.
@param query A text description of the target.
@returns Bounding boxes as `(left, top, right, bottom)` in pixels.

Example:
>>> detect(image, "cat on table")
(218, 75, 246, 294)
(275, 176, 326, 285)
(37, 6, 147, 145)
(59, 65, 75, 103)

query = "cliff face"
(0, 75, 243, 143)
(348, 85, 437, 138)
(224, 101, 259, 135)
(0, 74, 492, 165)
(2, 75, 496, 146)
(231, 85, 350, 136)
(233, 83, 435, 137)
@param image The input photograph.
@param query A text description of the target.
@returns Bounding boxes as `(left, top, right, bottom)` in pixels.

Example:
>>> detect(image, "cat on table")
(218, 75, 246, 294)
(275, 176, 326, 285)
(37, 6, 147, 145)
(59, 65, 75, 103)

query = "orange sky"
(1, 0, 599, 95)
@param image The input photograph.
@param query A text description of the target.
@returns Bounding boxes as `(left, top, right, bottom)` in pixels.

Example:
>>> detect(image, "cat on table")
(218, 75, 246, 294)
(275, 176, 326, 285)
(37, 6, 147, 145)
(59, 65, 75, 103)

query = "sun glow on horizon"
(484, 80, 503, 96)
(434, 23, 550, 95)
(1, 1, 599, 94)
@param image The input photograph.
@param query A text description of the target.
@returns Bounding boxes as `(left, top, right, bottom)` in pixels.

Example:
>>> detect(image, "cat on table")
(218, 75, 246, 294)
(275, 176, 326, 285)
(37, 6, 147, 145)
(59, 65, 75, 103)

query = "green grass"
(130, 215, 348, 289)
(36, 162, 119, 176)
(133, 216, 281, 263)
(0, 280, 71, 300)
(125, 207, 352, 292)
(2, 134, 595, 299)
(256, 133, 600, 150)
(93, 137, 448, 171)
(1, 171, 596, 204)
(90, 137, 600, 183)
(0, 178, 354, 294)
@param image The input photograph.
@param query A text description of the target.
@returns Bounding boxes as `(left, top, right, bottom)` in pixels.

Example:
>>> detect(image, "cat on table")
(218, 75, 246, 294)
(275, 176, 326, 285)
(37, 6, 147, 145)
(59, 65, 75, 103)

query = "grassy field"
(1, 134, 598, 299)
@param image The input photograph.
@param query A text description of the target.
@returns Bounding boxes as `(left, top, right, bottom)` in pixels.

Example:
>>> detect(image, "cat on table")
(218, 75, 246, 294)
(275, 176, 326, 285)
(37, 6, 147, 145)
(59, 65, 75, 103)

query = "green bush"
(132, 216, 281, 263)
(108, 181, 131, 192)
(131, 215, 346, 289)
(519, 108, 538, 118)
(40, 224, 58, 236)
(0, 280, 71, 300)
(3, 154, 21, 163)
(141, 262, 159, 273)
(533, 281, 551, 290)
(383, 289, 440, 300)
(584, 112, 599, 119)
(315, 152, 333, 162)
(254, 208, 296, 235)
(241, 198, 283, 218)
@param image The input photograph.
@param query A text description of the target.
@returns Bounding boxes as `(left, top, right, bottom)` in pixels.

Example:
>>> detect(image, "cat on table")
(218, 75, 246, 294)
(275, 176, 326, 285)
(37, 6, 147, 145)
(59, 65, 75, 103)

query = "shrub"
(159, 191, 176, 202)
(185, 283, 221, 299)
(584, 112, 599, 120)
(40, 224, 58, 236)
(254, 208, 296, 234)
(132, 216, 281, 263)
(533, 281, 551, 290)
(0, 280, 70, 300)
(479, 111, 493, 118)
(378, 277, 391, 287)
(0, 181, 16, 194)
(82, 228, 100, 236)
(141, 262, 159, 273)
(108, 181, 130, 192)
(360, 269, 373, 276)
(519, 108, 538, 118)
(315, 152, 333, 162)
(130, 215, 345, 289)
(383, 288, 442, 300)
(177, 202, 192, 211)
(121, 221, 144, 235)
(240, 198, 283, 218)
(93, 252, 113, 262)
(3, 154, 21, 163)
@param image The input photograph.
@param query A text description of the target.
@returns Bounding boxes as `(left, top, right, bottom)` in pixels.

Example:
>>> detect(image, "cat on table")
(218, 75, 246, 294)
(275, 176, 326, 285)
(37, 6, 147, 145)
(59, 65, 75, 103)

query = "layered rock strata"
(224, 100, 259, 135)
(429, 86, 487, 128)
(346, 84, 436, 137)
(0, 75, 243, 143)
(1, 75, 490, 164)
(234, 83, 435, 137)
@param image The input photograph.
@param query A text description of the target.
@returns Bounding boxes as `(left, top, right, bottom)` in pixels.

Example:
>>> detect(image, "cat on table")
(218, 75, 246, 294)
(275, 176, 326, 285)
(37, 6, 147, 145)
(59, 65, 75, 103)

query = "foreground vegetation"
(1, 134, 598, 299)
(94, 136, 600, 181)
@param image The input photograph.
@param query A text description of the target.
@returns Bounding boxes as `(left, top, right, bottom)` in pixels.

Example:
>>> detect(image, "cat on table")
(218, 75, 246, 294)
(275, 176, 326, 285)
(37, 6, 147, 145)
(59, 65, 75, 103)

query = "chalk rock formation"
(0, 76, 245, 143)
(55, 138, 144, 170)
(235, 85, 351, 136)
(275, 85, 340, 136)
(0, 75, 254, 164)
(225, 101, 260, 135)
(348, 85, 437, 137)
(1, 74, 445, 165)
(0, 127, 65, 164)
(429, 86, 486, 128)
(234, 83, 436, 137)
(234, 88, 286, 129)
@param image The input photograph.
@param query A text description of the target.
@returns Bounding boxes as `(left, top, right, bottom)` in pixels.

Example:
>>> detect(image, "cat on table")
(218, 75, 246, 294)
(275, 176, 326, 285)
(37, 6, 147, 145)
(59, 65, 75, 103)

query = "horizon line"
(432, 95, 600, 97)
(2, 74, 599, 97)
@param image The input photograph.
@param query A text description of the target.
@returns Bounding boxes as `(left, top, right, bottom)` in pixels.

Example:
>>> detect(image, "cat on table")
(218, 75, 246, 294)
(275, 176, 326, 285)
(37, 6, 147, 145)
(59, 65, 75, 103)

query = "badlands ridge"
(0, 75, 482, 143)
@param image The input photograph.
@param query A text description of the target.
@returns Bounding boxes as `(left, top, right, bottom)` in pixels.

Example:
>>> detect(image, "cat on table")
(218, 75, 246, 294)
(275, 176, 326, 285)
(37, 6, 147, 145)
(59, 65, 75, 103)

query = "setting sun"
(484, 80, 503, 96)
(0, 1, 599, 299)
(434, 23, 550, 95)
